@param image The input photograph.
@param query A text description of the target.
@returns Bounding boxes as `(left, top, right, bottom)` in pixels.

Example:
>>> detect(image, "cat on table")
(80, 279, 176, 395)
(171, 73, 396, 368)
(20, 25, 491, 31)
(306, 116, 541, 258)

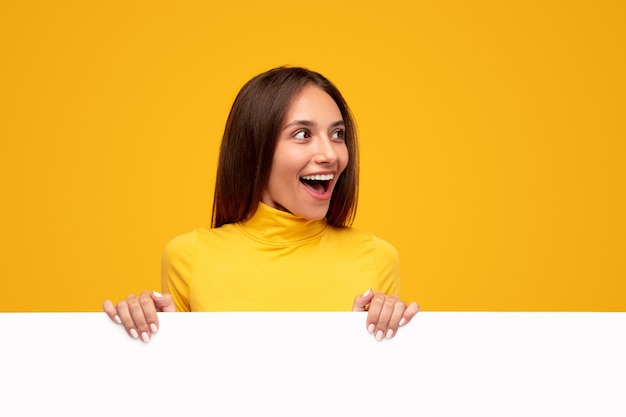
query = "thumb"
(352, 289, 374, 312)
(151, 291, 177, 312)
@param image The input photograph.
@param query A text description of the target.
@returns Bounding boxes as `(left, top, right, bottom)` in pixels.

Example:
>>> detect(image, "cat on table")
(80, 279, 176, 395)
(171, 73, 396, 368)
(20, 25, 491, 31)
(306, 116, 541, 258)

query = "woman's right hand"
(103, 291, 176, 343)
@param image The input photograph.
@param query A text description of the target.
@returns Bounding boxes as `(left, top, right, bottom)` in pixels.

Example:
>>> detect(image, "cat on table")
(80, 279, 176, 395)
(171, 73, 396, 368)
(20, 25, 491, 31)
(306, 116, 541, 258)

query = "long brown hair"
(211, 67, 359, 228)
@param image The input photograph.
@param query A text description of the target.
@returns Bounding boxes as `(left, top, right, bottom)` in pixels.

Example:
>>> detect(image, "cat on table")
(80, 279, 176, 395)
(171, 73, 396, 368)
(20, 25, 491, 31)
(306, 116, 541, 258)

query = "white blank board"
(1, 312, 625, 416)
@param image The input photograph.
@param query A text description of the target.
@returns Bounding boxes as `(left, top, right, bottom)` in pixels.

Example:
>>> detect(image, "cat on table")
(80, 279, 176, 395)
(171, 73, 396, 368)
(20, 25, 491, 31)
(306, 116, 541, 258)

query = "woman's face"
(261, 85, 349, 220)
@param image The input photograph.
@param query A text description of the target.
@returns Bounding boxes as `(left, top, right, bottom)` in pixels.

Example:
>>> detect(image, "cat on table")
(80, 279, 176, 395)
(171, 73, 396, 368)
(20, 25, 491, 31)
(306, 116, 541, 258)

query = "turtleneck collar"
(236, 202, 328, 245)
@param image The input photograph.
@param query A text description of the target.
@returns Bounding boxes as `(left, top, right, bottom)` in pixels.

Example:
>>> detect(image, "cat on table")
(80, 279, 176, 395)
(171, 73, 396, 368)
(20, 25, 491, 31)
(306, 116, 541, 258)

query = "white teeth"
(300, 174, 334, 181)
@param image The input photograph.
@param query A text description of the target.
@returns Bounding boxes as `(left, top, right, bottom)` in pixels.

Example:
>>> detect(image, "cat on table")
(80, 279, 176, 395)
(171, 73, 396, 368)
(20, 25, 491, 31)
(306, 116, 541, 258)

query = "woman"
(104, 67, 419, 342)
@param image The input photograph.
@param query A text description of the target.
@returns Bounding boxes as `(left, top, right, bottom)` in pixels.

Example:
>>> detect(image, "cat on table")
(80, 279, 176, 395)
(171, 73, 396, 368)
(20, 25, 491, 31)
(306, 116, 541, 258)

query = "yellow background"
(1, 1, 624, 312)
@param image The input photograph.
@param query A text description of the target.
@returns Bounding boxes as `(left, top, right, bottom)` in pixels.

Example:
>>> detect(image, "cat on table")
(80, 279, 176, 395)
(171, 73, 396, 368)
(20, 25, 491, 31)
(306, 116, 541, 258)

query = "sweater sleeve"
(372, 235, 401, 296)
(160, 231, 196, 312)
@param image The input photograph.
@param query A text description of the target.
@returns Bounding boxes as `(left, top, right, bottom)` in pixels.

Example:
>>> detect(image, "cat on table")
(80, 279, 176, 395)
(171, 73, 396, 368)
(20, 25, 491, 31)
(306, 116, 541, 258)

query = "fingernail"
(114, 315, 122, 324)
(150, 323, 158, 333)
(399, 318, 407, 327)
(130, 328, 139, 339)
(386, 329, 394, 339)
(376, 330, 384, 341)
(362, 289, 371, 297)
(141, 332, 150, 343)
(367, 323, 375, 334)
(153, 291, 163, 297)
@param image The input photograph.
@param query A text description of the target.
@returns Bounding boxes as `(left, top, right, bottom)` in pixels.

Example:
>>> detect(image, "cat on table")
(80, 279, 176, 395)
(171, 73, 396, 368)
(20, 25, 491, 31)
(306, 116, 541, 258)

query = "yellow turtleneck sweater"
(161, 202, 400, 311)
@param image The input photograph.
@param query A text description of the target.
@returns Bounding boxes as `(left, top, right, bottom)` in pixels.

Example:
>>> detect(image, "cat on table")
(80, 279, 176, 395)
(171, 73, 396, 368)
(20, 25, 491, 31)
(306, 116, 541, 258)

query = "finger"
(365, 292, 388, 337)
(399, 302, 420, 327)
(152, 291, 177, 312)
(138, 291, 160, 335)
(126, 294, 152, 343)
(352, 289, 374, 312)
(116, 298, 139, 340)
(103, 299, 122, 324)
(372, 294, 400, 341)
(385, 300, 407, 339)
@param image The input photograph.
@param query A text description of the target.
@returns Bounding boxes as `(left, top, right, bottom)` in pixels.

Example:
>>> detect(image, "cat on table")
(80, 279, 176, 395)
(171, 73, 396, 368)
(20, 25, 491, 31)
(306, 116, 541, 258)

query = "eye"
(331, 129, 345, 140)
(293, 129, 311, 140)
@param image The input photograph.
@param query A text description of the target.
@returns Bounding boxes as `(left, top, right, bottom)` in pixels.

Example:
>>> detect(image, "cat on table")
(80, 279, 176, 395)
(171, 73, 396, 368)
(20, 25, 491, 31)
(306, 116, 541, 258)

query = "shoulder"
(328, 227, 398, 253)
(370, 234, 400, 262)
(163, 224, 241, 258)
(329, 227, 401, 293)
(161, 230, 199, 271)
(163, 229, 198, 257)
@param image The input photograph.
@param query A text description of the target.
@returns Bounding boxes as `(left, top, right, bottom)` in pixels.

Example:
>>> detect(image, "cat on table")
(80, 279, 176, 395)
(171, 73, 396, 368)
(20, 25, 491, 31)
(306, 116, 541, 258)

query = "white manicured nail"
(386, 329, 394, 339)
(152, 291, 163, 297)
(130, 328, 139, 339)
(114, 315, 122, 324)
(362, 289, 371, 297)
(141, 332, 150, 343)
(376, 330, 384, 341)
(367, 324, 375, 334)
(150, 323, 158, 333)
(399, 318, 407, 327)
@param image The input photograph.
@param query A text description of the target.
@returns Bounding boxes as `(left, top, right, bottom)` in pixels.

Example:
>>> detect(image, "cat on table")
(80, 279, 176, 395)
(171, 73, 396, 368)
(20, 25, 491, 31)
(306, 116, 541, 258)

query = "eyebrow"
(282, 120, 345, 130)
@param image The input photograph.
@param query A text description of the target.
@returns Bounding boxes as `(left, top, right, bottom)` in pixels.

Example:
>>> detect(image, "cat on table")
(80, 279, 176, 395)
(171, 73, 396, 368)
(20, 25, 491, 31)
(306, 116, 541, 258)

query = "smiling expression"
(261, 85, 349, 220)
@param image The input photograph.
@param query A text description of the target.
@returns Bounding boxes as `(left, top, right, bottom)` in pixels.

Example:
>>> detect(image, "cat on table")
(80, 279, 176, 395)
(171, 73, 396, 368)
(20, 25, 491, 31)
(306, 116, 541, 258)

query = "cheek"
(339, 144, 350, 173)
(271, 149, 301, 179)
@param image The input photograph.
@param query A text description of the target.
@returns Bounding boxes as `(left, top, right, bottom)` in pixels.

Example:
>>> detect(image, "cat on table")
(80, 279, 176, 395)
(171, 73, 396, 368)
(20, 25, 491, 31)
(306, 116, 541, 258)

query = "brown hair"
(211, 67, 359, 228)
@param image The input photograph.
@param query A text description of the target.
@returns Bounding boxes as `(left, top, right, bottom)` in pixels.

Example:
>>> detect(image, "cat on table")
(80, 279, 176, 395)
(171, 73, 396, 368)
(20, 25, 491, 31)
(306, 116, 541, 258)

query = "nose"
(313, 135, 339, 165)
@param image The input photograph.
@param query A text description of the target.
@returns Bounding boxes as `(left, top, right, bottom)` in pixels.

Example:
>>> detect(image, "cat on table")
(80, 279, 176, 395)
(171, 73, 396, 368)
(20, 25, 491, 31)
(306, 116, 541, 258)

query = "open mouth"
(299, 173, 334, 194)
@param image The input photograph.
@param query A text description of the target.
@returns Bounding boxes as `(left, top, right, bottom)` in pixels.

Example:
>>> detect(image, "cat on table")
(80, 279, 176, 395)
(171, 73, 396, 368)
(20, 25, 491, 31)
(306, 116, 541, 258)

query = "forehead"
(283, 85, 343, 122)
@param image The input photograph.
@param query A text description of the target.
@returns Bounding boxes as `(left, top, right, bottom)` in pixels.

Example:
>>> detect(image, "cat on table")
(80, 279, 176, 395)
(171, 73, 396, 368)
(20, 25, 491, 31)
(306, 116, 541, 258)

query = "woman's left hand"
(352, 290, 419, 341)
